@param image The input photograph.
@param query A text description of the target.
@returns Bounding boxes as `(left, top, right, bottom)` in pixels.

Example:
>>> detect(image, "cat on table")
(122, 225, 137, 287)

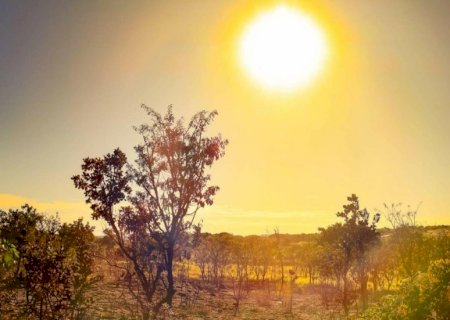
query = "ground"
(86, 279, 353, 320)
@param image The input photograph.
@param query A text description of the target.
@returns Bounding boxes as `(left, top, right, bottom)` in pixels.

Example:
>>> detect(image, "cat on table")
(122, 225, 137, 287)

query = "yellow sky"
(1, 0, 449, 234)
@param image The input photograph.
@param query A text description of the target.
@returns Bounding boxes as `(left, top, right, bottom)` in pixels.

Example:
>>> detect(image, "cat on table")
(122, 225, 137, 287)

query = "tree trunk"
(360, 275, 368, 310)
(343, 275, 349, 316)
(166, 243, 175, 306)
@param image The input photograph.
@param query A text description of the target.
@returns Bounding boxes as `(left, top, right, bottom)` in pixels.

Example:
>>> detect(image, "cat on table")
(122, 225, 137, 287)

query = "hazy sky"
(1, 0, 449, 234)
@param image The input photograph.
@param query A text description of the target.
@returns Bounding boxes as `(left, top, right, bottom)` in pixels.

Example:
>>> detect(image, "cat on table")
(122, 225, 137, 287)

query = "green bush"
(362, 259, 450, 320)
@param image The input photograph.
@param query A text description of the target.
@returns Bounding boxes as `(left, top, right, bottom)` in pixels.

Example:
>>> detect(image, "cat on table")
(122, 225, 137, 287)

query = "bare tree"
(381, 202, 420, 229)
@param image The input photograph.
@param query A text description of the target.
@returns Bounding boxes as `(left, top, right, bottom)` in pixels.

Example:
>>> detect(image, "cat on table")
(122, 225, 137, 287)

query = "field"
(86, 277, 345, 319)
(1, 203, 448, 320)
(75, 225, 448, 319)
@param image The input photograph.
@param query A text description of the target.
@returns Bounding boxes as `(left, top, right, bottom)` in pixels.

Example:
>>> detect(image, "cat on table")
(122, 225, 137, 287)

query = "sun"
(238, 5, 328, 92)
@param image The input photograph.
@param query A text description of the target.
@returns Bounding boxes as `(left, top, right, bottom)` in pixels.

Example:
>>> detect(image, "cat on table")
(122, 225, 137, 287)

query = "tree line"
(189, 201, 449, 318)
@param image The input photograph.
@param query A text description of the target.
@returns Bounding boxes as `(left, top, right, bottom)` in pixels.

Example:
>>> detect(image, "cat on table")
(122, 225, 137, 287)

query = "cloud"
(197, 205, 335, 235)
(0, 193, 106, 234)
(0, 194, 337, 236)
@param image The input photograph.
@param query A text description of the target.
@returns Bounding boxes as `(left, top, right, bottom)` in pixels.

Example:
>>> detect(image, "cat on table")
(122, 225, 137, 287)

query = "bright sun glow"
(239, 5, 328, 92)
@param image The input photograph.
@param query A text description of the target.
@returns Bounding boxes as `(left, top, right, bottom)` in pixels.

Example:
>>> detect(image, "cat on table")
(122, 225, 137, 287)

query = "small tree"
(73, 105, 227, 317)
(380, 203, 431, 278)
(229, 237, 251, 315)
(381, 202, 420, 229)
(59, 219, 100, 319)
(296, 242, 321, 285)
(0, 205, 97, 319)
(319, 194, 380, 314)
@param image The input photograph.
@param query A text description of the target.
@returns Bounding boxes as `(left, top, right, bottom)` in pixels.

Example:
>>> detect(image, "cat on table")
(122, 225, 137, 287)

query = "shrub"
(361, 259, 450, 320)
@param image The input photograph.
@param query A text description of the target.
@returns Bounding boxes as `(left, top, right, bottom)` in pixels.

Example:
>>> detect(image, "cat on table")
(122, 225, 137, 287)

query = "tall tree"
(73, 105, 227, 317)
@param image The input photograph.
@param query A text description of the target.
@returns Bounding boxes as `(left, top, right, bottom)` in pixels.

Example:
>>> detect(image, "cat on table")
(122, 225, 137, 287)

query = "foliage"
(72, 105, 227, 319)
(293, 242, 321, 285)
(193, 232, 233, 285)
(390, 226, 430, 277)
(0, 205, 97, 319)
(362, 259, 450, 320)
(60, 219, 101, 319)
(0, 238, 19, 268)
(319, 194, 380, 313)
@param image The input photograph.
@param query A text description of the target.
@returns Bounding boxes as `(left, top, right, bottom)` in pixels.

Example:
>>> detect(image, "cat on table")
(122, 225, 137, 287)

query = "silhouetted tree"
(319, 194, 380, 314)
(73, 105, 227, 317)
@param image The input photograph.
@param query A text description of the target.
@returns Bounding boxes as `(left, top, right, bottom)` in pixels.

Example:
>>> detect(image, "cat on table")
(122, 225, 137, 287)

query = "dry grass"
(82, 278, 350, 320)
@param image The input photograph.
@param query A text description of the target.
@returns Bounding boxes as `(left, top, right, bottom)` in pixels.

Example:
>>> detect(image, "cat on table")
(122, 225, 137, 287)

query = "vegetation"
(1, 205, 448, 319)
(0, 205, 97, 319)
(0, 107, 448, 319)
(72, 106, 227, 319)
(362, 259, 450, 319)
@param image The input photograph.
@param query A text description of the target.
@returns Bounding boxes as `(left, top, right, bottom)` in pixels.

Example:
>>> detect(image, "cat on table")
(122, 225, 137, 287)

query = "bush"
(0, 205, 98, 319)
(361, 259, 450, 320)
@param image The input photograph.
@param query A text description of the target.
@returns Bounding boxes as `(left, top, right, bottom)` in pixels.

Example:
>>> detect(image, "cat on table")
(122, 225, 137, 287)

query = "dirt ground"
(87, 280, 348, 320)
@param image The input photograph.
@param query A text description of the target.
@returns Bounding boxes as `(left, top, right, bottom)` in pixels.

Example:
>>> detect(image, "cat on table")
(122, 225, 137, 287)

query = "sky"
(1, 0, 449, 235)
